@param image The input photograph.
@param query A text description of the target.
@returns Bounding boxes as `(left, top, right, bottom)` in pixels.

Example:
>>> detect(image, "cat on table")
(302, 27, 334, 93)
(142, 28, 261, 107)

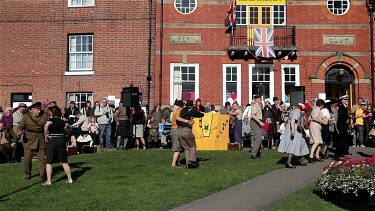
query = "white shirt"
(321, 108, 331, 119)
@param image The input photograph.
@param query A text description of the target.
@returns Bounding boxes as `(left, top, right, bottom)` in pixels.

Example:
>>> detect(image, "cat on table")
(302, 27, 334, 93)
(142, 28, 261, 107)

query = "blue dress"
(278, 109, 309, 156)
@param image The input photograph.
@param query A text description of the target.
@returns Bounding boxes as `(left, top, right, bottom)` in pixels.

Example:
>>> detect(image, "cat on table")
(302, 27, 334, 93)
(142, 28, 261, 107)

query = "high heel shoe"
(307, 157, 315, 164)
(285, 163, 296, 168)
(316, 157, 324, 162)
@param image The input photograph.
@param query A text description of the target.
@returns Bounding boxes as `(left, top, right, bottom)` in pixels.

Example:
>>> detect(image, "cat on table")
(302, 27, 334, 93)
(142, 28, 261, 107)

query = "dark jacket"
(337, 104, 349, 129)
(178, 106, 204, 128)
(64, 107, 78, 125)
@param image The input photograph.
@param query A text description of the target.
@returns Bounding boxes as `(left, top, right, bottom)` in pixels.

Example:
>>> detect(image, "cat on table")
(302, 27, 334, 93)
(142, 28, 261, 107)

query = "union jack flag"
(224, 0, 236, 33)
(254, 28, 275, 58)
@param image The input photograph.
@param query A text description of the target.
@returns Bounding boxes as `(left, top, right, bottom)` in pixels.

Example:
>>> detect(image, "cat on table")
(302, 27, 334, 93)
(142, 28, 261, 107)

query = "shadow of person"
(357, 152, 372, 158)
(276, 156, 288, 164)
(52, 162, 91, 182)
(0, 181, 41, 202)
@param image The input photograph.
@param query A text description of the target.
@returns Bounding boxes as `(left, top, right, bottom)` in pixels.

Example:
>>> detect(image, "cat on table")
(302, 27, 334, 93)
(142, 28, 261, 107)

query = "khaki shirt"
(18, 112, 47, 150)
(12, 110, 23, 125)
(251, 103, 262, 121)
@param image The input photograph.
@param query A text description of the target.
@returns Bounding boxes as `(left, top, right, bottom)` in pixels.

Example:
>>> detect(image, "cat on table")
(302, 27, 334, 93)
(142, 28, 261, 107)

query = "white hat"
(298, 103, 305, 109)
(340, 95, 349, 100)
(324, 99, 331, 103)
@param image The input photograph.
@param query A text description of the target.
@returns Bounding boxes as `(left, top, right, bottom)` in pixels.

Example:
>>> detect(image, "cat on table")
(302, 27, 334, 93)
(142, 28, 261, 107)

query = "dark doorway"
(325, 66, 354, 102)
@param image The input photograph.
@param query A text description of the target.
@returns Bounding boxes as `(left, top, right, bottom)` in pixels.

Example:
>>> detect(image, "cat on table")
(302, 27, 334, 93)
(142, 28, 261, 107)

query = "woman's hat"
(17, 103, 27, 108)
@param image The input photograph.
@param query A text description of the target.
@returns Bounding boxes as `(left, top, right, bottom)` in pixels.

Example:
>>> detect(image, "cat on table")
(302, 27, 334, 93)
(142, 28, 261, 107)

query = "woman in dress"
(278, 105, 309, 168)
(43, 106, 73, 185)
(229, 101, 243, 147)
(308, 99, 328, 163)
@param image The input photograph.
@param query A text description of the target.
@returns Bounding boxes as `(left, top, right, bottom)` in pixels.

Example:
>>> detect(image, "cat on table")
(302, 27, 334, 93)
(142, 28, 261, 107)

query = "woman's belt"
(49, 134, 64, 137)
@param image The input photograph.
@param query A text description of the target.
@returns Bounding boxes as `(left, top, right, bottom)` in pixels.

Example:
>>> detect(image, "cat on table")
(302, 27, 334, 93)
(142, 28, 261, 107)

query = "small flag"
(224, 0, 236, 33)
(254, 28, 275, 58)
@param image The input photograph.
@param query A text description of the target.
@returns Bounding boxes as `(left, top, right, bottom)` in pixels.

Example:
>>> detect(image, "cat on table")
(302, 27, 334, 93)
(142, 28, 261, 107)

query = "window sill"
(68, 5, 95, 8)
(64, 71, 94, 76)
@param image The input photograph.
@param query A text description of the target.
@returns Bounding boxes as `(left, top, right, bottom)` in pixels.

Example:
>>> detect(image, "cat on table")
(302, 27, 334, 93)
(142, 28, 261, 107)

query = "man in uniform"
(18, 102, 47, 180)
(335, 95, 351, 157)
(177, 100, 204, 168)
(250, 95, 265, 159)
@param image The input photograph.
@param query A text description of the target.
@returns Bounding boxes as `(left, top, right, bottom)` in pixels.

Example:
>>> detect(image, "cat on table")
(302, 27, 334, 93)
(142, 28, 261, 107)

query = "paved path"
(171, 147, 375, 211)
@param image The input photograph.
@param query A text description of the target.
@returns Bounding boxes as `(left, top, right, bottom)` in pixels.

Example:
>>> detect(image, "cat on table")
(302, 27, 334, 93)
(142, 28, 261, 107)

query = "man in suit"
(18, 102, 48, 181)
(335, 95, 350, 157)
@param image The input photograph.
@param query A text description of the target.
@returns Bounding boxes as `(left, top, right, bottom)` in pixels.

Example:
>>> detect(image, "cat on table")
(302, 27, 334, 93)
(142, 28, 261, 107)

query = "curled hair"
(47, 106, 62, 118)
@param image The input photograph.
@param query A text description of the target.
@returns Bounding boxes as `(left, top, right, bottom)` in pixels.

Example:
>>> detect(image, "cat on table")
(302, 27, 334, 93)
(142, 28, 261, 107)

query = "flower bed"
(315, 155, 375, 209)
(316, 155, 375, 196)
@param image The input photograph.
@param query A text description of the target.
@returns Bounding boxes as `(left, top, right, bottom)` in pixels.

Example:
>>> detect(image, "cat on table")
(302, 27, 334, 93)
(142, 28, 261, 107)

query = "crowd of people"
(0, 94, 374, 184)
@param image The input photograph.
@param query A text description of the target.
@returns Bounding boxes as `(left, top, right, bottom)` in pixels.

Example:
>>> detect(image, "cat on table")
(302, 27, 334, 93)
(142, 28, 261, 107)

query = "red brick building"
(1, 0, 372, 109)
(155, 0, 373, 107)
(0, 0, 155, 109)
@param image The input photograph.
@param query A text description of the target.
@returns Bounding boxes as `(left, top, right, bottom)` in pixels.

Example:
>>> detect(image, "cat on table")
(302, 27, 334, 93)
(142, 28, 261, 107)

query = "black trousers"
(336, 125, 349, 156)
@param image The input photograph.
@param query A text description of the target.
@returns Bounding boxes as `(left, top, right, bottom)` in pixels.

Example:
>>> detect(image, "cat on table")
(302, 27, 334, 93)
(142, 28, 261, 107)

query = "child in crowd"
(87, 116, 99, 145)
(158, 118, 172, 148)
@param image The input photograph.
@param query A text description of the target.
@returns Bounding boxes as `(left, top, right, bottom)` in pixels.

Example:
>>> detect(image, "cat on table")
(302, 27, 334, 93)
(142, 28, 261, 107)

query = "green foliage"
(0, 150, 283, 211)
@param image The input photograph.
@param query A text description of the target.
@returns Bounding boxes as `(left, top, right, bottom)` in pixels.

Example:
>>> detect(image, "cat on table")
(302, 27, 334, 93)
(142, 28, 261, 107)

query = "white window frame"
(68, 0, 95, 7)
(281, 64, 300, 103)
(170, 63, 200, 105)
(174, 0, 197, 15)
(273, 5, 286, 26)
(327, 0, 350, 16)
(68, 34, 94, 71)
(248, 64, 274, 102)
(223, 64, 242, 105)
(236, 5, 247, 26)
(66, 92, 93, 110)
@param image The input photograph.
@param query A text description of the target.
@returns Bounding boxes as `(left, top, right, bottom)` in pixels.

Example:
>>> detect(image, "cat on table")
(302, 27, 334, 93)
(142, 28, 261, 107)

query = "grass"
(0, 149, 285, 211)
(265, 184, 347, 211)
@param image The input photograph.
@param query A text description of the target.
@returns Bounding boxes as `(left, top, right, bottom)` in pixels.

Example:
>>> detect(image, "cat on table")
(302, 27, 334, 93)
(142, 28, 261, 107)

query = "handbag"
(77, 134, 93, 143)
(369, 128, 375, 136)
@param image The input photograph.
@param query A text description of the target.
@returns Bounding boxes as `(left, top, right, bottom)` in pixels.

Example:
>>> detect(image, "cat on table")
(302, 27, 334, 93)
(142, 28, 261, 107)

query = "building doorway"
(325, 66, 354, 104)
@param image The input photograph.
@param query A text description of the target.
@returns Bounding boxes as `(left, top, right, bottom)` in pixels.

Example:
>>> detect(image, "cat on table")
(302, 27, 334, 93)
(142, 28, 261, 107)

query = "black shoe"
(250, 155, 258, 159)
(316, 158, 324, 162)
(307, 157, 315, 164)
(285, 163, 296, 168)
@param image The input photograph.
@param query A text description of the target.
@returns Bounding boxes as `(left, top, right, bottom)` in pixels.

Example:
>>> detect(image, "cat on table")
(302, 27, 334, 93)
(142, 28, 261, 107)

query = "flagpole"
(230, 26, 233, 46)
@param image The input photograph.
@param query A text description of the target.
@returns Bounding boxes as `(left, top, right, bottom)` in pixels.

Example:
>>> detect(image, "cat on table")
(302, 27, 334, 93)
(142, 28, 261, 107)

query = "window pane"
(181, 67, 187, 74)
(291, 75, 296, 81)
(189, 74, 195, 81)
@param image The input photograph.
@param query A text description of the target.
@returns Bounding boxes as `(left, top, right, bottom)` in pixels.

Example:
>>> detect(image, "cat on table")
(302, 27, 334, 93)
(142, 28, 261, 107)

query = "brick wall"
(0, 0, 156, 108)
(155, 0, 373, 106)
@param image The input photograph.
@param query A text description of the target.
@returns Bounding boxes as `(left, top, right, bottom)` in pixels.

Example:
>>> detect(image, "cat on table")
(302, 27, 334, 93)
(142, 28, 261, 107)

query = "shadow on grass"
(276, 157, 288, 164)
(0, 181, 42, 202)
(52, 162, 92, 182)
(313, 189, 375, 211)
(178, 157, 210, 165)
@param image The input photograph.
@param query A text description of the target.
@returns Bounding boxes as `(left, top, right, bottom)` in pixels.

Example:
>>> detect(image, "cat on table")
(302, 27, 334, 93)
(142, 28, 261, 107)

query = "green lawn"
(0, 149, 285, 211)
(266, 185, 347, 211)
